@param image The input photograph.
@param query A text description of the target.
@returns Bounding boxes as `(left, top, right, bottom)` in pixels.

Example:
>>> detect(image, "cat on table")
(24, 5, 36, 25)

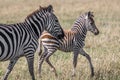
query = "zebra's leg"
(72, 50, 79, 77)
(25, 54, 35, 80)
(79, 48, 94, 77)
(2, 58, 18, 80)
(38, 47, 48, 77)
(36, 39, 42, 56)
(45, 49, 57, 77)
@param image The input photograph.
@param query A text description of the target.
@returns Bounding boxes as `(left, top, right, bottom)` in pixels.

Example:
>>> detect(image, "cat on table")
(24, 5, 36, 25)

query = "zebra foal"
(0, 5, 64, 80)
(38, 11, 99, 77)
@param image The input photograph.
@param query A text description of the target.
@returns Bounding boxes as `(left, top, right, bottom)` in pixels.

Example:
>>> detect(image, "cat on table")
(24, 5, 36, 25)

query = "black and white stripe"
(0, 5, 64, 80)
(38, 11, 99, 77)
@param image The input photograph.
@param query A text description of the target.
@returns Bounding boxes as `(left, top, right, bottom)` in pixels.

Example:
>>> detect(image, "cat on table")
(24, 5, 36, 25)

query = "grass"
(0, 0, 120, 80)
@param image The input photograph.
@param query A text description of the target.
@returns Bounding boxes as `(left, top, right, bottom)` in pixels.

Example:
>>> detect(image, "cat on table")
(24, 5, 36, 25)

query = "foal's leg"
(72, 50, 79, 77)
(36, 39, 42, 56)
(79, 48, 94, 77)
(45, 49, 57, 77)
(38, 47, 48, 77)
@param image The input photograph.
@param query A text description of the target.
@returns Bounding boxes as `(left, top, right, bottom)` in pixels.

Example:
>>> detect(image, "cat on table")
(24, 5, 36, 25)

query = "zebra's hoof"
(71, 73, 76, 77)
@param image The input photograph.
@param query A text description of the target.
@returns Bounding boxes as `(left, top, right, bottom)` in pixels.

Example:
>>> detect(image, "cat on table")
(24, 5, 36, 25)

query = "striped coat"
(38, 11, 99, 77)
(0, 5, 64, 80)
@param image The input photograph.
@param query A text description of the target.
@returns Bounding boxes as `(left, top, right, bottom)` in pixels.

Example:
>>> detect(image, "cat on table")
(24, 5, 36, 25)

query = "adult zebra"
(38, 11, 99, 77)
(0, 5, 64, 80)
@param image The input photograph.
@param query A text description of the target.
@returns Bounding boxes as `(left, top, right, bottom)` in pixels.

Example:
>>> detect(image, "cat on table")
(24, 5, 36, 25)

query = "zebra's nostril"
(93, 29, 99, 35)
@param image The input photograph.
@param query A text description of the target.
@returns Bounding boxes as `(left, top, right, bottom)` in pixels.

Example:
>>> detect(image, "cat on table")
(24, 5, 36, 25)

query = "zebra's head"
(26, 5, 64, 39)
(43, 5, 65, 39)
(85, 11, 99, 35)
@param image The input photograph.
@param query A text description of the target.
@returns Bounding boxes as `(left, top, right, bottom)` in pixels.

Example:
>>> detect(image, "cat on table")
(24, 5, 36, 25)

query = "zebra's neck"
(25, 14, 46, 39)
(71, 16, 87, 41)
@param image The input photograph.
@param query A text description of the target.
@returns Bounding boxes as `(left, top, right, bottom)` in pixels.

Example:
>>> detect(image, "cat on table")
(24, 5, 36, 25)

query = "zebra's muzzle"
(94, 29, 99, 35)
(57, 31, 65, 39)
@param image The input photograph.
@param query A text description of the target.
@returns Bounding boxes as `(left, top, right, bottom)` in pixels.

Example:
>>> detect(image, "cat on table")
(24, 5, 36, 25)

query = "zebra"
(38, 11, 99, 77)
(0, 5, 65, 80)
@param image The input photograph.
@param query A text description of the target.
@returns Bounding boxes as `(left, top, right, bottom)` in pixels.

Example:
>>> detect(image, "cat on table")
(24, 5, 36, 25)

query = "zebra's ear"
(39, 5, 42, 10)
(88, 11, 94, 17)
(39, 5, 42, 9)
(85, 11, 94, 19)
(47, 5, 54, 12)
(85, 12, 89, 19)
(88, 11, 91, 17)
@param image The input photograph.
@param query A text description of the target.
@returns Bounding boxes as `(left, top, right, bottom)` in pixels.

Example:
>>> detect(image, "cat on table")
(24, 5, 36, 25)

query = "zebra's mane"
(73, 11, 94, 27)
(26, 6, 48, 19)
(71, 11, 94, 34)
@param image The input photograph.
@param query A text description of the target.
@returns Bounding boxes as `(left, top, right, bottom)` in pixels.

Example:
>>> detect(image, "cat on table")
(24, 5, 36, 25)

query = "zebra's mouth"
(94, 30, 99, 35)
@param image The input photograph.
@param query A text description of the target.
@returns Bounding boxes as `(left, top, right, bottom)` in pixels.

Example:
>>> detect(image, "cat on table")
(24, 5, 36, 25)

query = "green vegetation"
(0, 0, 120, 80)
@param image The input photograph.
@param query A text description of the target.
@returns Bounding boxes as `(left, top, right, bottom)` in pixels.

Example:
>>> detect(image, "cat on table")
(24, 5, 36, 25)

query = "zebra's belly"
(58, 37, 74, 52)
(59, 48, 73, 52)
(58, 44, 74, 52)
(0, 41, 24, 61)
(0, 48, 23, 61)
(0, 47, 13, 61)
(0, 41, 13, 61)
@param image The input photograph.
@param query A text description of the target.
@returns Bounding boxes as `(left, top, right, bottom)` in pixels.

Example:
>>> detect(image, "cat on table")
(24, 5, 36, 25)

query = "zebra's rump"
(41, 36, 60, 49)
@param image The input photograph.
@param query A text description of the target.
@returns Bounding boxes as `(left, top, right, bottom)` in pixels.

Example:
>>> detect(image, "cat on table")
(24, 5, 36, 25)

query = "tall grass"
(0, 0, 120, 80)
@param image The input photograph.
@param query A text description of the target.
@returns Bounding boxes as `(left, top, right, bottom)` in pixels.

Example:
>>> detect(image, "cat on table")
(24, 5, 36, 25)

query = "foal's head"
(85, 11, 99, 35)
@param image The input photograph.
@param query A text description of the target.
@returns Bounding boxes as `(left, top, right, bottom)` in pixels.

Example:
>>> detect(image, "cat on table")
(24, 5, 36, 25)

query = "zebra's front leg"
(26, 55, 35, 80)
(79, 48, 94, 77)
(72, 50, 79, 77)
(45, 49, 57, 77)
(2, 58, 18, 80)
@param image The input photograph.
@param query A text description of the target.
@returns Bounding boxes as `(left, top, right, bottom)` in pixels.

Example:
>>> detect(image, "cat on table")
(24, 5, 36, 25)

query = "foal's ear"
(85, 12, 89, 19)
(85, 11, 94, 19)
(47, 5, 54, 12)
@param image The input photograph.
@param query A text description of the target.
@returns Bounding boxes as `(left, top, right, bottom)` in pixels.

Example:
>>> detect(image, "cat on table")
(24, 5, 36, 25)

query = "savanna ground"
(0, 0, 120, 80)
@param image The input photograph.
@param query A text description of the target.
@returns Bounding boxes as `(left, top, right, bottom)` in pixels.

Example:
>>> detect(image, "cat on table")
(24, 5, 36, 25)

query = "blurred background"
(0, 0, 120, 80)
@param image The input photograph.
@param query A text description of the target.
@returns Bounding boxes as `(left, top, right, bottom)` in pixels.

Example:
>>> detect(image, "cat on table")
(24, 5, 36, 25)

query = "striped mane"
(26, 6, 48, 19)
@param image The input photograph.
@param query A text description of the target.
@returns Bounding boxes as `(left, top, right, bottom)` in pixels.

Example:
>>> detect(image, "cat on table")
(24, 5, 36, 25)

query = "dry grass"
(0, 0, 120, 80)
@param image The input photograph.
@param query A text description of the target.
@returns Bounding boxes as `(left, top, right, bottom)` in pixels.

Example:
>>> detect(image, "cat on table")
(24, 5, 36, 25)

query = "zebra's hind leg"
(79, 48, 94, 77)
(36, 39, 42, 56)
(45, 49, 57, 77)
(72, 50, 79, 77)
(38, 47, 48, 77)
(26, 55, 35, 80)
(2, 58, 18, 80)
